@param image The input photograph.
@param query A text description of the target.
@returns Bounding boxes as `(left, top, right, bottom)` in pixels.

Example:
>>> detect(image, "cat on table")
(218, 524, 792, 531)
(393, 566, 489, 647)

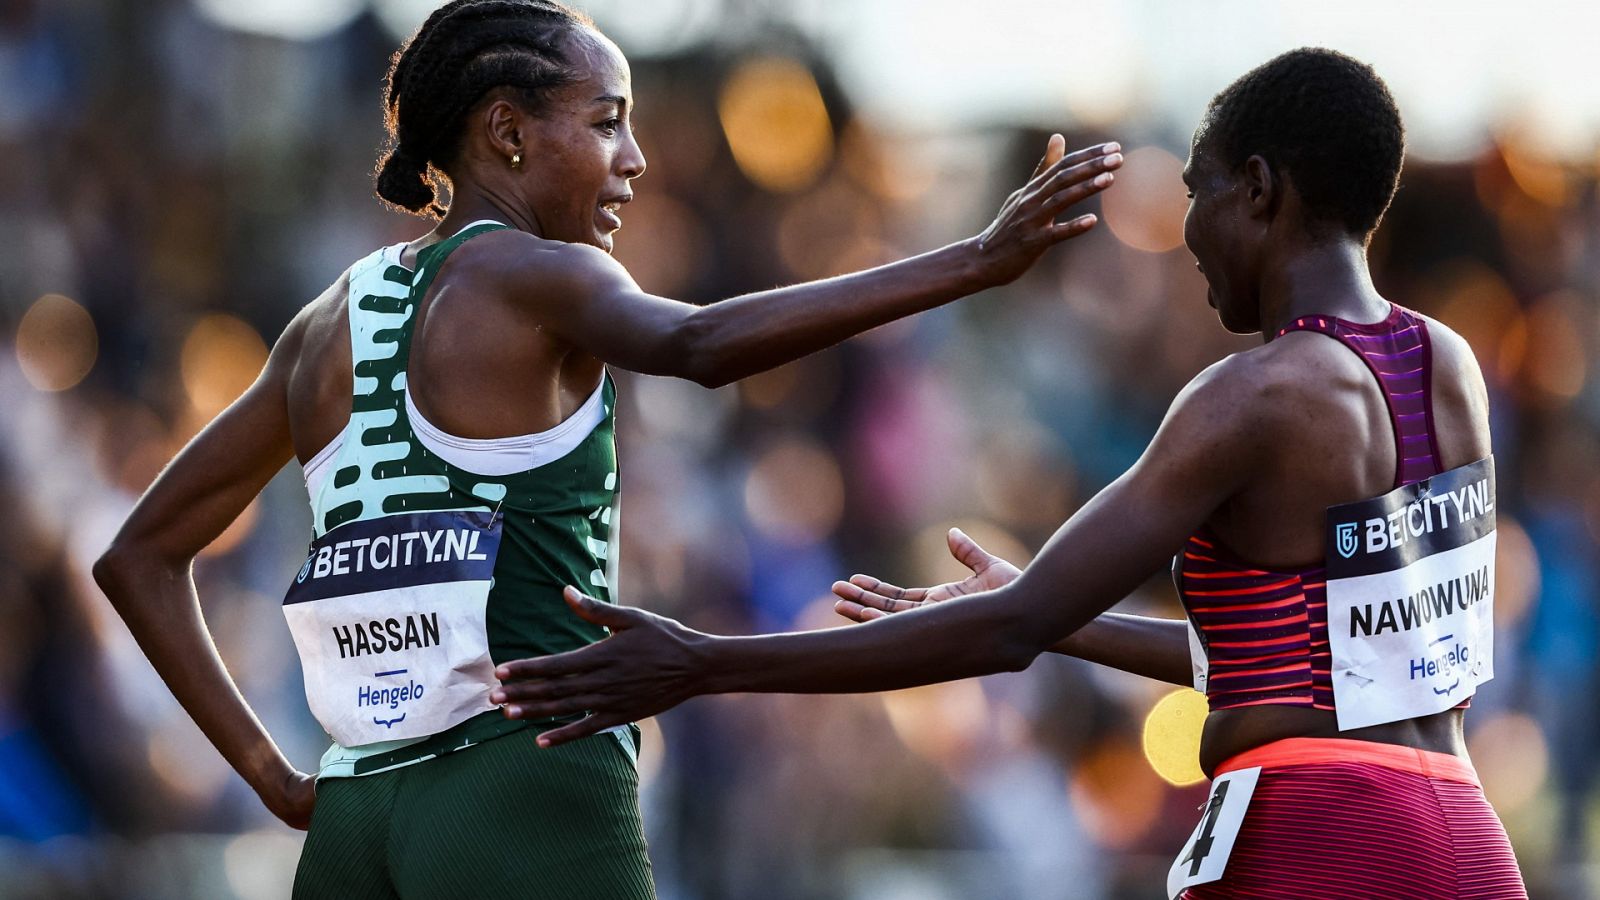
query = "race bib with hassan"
(282, 509, 502, 747)
(1325, 456, 1496, 731)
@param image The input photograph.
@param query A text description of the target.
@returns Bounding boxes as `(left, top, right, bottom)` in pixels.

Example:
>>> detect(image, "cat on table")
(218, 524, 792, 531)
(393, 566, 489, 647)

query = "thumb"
(947, 527, 997, 573)
(563, 586, 633, 629)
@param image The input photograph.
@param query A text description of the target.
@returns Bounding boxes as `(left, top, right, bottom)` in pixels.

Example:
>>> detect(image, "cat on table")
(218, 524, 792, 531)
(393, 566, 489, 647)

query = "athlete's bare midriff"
(1193, 310, 1489, 776)
(1200, 705, 1466, 775)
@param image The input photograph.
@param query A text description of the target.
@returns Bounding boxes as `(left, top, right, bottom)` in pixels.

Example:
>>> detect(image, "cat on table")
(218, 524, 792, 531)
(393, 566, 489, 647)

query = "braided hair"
(376, 0, 595, 217)
(1196, 48, 1405, 239)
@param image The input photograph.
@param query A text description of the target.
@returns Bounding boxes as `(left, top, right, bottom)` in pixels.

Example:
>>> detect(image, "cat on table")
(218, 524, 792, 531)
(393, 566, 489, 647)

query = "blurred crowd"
(2, 1, 1598, 898)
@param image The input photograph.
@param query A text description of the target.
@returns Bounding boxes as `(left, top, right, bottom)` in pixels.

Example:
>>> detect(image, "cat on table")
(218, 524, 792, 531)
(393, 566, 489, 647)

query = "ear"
(1242, 154, 1277, 220)
(481, 96, 526, 164)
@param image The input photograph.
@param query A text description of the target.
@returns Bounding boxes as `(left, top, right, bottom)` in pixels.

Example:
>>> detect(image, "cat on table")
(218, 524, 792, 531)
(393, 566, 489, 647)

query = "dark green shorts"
(293, 728, 654, 899)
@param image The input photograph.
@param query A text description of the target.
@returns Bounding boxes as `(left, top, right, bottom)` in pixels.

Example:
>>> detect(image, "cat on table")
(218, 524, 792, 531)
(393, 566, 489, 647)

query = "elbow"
(671, 311, 733, 389)
(990, 608, 1046, 674)
(92, 542, 136, 603)
(93, 537, 175, 611)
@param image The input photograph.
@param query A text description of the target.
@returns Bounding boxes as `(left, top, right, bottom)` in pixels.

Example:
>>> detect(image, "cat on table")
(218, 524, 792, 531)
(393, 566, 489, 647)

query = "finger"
(842, 583, 919, 613)
(946, 527, 997, 574)
(537, 713, 629, 749)
(1030, 133, 1066, 179)
(503, 693, 612, 721)
(1047, 214, 1099, 242)
(495, 675, 601, 704)
(833, 598, 871, 622)
(1029, 141, 1121, 187)
(847, 573, 928, 603)
(496, 648, 604, 682)
(1031, 153, 1122, 206)
(563, 586, 635, 630)
(1035, 173, 1116, 223)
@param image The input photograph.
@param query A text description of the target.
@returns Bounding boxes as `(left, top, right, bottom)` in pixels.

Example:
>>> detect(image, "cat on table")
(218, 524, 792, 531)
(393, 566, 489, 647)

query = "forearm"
(683, 240, 987, 387)
(699, 582, 1069, 695)
(1048, 613, 1194, 686)
(94, 551, 296, 794)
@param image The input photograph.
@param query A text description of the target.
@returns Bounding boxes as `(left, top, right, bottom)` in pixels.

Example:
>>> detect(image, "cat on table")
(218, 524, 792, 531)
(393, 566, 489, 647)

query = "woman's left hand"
(492, 588, 709, 747)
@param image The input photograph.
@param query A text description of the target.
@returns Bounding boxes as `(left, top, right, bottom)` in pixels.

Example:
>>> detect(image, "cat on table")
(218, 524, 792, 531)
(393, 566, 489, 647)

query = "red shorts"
(1183, 738, 1526, 899)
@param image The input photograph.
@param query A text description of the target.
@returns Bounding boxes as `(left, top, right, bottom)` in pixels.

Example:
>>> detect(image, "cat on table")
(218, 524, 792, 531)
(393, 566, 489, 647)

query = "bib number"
(283, 509, 501, 746)
(1166, 767, 1260, 898)
(1325, 457, 1496, 730)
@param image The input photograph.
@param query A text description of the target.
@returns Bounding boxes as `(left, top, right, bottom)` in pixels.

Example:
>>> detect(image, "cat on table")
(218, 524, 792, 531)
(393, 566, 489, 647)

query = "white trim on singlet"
(300, 377, 609, 491)
(300, 219, 606, 491)
(403, 375, 607, 475)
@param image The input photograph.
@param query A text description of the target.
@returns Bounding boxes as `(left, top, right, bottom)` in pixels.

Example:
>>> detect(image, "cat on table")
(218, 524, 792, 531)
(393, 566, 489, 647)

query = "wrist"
(240, 745, 296, 797)
(685, 630, 734, 695)
(952, 237, 998, 292)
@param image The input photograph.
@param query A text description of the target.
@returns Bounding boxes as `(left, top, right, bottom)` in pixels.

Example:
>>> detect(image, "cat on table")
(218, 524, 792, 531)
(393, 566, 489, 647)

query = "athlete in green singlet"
(90, 1, 1120, 896)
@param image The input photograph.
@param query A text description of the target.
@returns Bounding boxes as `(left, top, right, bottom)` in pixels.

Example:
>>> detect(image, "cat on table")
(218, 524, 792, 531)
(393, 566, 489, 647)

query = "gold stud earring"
(510, 151, 523, 170)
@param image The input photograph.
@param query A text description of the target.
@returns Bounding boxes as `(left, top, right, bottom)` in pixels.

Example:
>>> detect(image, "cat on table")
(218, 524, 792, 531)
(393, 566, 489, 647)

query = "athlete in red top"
(493, 49, 1526, 896)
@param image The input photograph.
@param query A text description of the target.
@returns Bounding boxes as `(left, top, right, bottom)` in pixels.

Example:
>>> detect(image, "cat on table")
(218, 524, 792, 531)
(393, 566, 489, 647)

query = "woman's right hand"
(967, 137, 1123, 287)
(258, 768, 317, 831)
(832, 527, 1023, 622)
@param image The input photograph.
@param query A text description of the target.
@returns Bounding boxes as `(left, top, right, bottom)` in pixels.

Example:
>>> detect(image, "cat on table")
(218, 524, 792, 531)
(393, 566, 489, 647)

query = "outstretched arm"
(496, 138, 1122, 388)
(831, 528, 1193, 686)
(496, 356, 1272, 745)
(93, 308, 317, 829)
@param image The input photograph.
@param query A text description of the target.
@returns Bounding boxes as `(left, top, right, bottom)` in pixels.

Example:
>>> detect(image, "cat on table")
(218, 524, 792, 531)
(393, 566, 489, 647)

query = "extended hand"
(832, 527, 1022, 622)
(492, 588, 708, 748)
(260, 769, 316, 831)
(970, 136, 1122, 286)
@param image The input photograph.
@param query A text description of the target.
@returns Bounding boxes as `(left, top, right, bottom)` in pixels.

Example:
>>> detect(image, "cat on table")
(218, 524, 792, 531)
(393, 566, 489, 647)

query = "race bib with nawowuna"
(282, 509, 501, 747)
(1325, 456, 1496, 731)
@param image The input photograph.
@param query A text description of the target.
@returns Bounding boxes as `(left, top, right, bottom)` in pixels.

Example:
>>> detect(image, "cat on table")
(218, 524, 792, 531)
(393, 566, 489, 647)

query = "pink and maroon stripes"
(1181, 533, 1334, 710)
(1181, 304, 1444, 713)
(1182, 760, 1527, 899)
(1277, 304, 1442, 489)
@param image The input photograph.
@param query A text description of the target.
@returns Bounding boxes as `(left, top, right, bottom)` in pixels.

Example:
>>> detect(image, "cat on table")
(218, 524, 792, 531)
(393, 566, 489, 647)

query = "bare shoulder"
(1178, 338, 1343, 424)
(447, 230, 639, 306)
(1415, 311, 1492, 465)
(279, 267, 352, 371)
(1416, 312, 1489, 405)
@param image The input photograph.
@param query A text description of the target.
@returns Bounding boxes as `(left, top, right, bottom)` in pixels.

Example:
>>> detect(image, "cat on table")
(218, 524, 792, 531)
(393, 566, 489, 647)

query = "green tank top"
(303, 222, 621, 777)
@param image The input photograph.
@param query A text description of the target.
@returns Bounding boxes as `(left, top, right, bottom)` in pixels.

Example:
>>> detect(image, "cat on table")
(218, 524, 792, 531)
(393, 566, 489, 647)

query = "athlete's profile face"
(1182, 136, 1260, 335)
(516, 28, 646, 253)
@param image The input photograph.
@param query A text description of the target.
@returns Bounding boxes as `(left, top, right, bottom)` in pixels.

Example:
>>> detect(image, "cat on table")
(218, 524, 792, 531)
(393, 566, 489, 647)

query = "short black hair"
(376, 0, 595, 218)
(1196, 48, 1404, 238)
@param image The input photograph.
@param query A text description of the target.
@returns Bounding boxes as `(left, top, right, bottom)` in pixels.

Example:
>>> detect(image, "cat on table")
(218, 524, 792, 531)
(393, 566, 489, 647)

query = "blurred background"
(3, 0, 1598, 897)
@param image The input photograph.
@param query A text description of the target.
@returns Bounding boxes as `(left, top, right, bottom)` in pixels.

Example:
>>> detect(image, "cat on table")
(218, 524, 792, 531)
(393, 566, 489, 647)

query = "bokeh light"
(743, 437, 846, 544)
(1469, 712, 1550, 815)
(718, 57, 834, 193)
(1520, 296, 1586, 400)
(180, 314, 269, 418)
(1101, 147, 1189, 254)
(1142, 688, 1208, 787)
(16, 293, 98, 392)
(1069, 735, 1166, 848)
(194, 0, 364, 40)
(611, 193, 709, 296)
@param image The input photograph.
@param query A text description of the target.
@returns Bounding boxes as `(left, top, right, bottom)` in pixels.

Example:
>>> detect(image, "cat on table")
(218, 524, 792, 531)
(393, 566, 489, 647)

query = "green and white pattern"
(305, 223, 620, 777)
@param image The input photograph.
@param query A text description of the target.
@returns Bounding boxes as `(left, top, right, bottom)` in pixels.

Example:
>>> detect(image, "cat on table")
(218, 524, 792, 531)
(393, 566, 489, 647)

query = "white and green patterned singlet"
(284, 222, 620, 778)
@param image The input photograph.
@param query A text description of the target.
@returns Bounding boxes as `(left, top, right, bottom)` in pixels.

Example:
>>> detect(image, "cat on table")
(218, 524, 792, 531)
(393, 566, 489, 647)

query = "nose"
(618, 128, 646, 180)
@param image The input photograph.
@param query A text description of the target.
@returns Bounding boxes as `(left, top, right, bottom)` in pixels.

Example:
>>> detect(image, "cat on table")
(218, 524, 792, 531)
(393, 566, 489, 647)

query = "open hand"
(832, 527, 1022, 622)
(969, 136, 1122, 286)
(492, 588, 708, 748)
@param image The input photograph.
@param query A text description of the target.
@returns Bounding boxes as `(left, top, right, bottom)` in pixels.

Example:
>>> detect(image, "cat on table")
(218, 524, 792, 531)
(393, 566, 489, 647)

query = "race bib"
(1167, 766, 1260, 897)
(1325, 457, 1496, 731)
(283, 509, 501, 746)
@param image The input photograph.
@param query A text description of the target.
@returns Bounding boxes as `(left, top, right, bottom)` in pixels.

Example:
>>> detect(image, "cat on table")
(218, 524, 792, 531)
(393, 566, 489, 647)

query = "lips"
(597, 194, 632, 232)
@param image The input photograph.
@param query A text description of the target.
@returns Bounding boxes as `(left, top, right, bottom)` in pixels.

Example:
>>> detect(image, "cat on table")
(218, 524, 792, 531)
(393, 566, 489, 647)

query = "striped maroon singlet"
(1178, 303, 1443, 712)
